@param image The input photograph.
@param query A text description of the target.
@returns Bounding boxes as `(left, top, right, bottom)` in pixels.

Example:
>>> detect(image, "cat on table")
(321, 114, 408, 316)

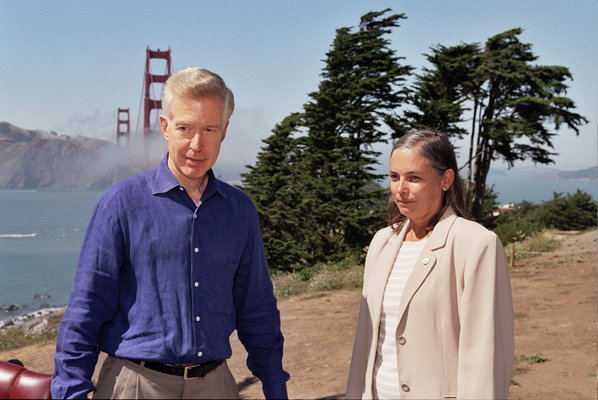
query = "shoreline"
(0, 306, 65, 331)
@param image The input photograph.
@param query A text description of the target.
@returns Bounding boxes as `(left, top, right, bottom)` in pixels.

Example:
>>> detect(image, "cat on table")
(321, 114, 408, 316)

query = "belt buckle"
(183, 365, 201, 380)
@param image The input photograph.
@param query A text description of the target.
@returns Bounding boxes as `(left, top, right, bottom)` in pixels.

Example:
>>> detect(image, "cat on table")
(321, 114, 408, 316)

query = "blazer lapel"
(367, 226, 406, 327)
(397, 210, 458, 323)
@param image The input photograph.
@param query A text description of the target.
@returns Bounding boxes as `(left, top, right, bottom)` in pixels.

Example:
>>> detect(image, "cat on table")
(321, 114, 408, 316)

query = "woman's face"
(390, 145, 453, 227)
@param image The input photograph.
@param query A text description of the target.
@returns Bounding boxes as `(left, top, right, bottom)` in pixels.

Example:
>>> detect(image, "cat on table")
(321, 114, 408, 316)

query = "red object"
(117, 107, 130, 146)
(144, 47, 172, 139)
(142, 47, 172, 163)
(0, 361, 52, 399)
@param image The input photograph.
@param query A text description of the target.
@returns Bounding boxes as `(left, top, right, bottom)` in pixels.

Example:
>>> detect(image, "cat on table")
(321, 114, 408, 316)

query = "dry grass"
(510, 230, 560, 260)
(273, 264, 363, 299)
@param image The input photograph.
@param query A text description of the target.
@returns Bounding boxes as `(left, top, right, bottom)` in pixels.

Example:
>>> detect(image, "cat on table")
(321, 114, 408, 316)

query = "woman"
(345, 130, 514, 399)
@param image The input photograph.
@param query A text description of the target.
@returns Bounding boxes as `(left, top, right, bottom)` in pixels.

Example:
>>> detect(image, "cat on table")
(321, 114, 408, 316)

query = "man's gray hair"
(162, 67, 234, 121)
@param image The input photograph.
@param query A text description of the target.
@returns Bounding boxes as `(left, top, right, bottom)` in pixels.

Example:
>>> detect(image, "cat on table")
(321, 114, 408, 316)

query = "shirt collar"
(152, 154, 229, 200)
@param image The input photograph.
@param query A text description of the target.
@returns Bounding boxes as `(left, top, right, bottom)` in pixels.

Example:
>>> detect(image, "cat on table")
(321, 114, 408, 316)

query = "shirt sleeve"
(51, 196, 124, 399)
(457, 231, 514, 399)
(233, 206, 290, 400)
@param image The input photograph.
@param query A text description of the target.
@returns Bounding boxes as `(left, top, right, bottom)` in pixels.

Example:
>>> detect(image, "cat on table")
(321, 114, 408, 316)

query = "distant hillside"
(557, 167, 598, 180)
(489, 165, 598, 180)
(1, 121, 594, 189)
(0, 122, 146, 189)
(0, 122, 246, 189)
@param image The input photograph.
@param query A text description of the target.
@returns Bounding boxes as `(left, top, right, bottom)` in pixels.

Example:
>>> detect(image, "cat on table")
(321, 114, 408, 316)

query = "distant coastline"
(487, 166, 597, 204)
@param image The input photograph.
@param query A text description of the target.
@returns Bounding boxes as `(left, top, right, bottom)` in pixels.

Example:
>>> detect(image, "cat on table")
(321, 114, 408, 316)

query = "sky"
(1, 0, 596, 172)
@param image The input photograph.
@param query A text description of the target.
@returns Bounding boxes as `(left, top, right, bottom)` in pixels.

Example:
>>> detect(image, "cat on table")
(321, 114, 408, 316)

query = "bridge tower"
(143, 47, 172, 162)
(116, 108, 130, 146)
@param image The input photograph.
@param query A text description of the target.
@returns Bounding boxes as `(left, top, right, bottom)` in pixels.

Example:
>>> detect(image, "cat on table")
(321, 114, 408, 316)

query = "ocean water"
(487, 174, 598, 204)
(0, 189, 103, 321)
(0, 175, 596, 322)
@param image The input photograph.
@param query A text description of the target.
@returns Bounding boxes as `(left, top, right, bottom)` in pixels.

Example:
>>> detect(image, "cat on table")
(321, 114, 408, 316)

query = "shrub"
(532, 190, 597, 231)
(306, 267, 364, 292)
(271, 257, 364, 298)
(494, 216, 542, 246)
(272, 273, 308, 298)
(512, 230, 559, 259)
(493, 191, 597, 244)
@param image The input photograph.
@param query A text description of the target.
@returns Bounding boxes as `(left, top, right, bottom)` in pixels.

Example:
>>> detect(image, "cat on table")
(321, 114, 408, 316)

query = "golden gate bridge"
(116, 47, 172, 163)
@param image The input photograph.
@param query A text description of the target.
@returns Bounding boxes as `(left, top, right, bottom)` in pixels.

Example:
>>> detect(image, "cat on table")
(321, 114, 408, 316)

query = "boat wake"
(0, 233, 37, 238)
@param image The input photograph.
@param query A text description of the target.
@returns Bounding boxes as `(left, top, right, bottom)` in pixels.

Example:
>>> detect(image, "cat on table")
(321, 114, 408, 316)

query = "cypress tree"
(243, 9, 413, 270)
(404, 28, 587, 221)
(242, 113, 306, 270)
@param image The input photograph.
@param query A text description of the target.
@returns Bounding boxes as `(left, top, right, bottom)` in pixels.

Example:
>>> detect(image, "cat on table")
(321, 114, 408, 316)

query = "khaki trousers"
(93, 356, 240, 399)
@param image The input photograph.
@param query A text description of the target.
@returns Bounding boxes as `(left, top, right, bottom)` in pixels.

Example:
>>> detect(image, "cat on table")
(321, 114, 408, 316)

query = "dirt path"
(1, 230, 596, 399)
(507, 230, 597, 400)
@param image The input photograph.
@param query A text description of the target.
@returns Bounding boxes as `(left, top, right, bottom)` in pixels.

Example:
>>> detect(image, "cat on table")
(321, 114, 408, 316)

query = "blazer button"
(401, 384, 410, 392)
(422, 257, 430, 265)
(398, 336, 406, 345)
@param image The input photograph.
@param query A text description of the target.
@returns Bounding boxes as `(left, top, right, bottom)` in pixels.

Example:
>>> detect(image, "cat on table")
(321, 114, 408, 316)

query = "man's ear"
(159, 115, 169, 140)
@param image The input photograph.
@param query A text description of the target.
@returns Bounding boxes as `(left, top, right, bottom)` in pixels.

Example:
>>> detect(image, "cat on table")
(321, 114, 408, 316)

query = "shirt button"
(194, 281, 199, 287)
(196, 316, 200, 322)
(194, 247, 199, 253)
(398, 336, 406, 345)
(179, 187, 184, 191)
(401, 384, 410, 392)
(193, 214, 197, 219)
(422, 257, 430, 265)
(197, 351, 203, 357)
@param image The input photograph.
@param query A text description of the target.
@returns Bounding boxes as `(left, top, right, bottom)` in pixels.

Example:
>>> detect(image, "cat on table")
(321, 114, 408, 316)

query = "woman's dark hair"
(387, 129, 468, 233)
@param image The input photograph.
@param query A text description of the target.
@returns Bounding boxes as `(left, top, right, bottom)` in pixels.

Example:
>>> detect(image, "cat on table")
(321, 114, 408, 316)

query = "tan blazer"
(345, 208, 514, 399)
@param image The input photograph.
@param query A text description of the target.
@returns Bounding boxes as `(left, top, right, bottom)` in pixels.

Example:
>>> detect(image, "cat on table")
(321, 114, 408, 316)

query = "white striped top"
(372, 239, 428, 399)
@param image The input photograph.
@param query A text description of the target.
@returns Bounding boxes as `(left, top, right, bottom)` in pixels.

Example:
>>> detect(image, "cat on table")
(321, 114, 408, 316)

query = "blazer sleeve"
(457, 230, 514, 399)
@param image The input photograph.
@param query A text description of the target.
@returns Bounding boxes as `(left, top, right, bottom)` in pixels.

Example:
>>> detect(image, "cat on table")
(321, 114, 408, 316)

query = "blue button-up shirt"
(52, 156, 289, 399)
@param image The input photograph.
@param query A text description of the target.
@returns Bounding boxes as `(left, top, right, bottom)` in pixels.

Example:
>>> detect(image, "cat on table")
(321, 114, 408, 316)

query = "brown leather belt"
(127, 358, 224, 379)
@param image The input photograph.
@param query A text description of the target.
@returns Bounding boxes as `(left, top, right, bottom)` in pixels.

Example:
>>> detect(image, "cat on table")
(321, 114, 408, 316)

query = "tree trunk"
(465, 98, 479, 207)
(471, 138, 493, 221)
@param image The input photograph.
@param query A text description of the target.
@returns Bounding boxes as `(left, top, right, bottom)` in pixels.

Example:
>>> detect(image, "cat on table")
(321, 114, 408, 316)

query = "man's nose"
(190, 133, 202, 151)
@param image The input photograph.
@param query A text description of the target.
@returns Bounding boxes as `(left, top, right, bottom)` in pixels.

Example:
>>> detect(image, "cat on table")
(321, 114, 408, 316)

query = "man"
(52, 67, 289, 399)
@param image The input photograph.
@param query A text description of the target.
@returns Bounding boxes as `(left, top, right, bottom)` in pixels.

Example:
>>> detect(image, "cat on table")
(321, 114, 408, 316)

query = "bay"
(488, 173, 598, 204)
(0, 189, 102, 320)
(0, 173, 595, 322)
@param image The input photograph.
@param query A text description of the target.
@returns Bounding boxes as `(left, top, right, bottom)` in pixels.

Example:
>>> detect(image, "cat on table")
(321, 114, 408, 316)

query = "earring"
(442, 187, 447, 192)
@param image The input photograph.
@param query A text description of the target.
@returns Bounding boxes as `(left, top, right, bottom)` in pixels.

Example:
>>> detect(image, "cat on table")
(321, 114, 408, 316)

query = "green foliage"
(478, 184, 500, 229)
(243, 114, 306, 270)
(493, 213, 542, 246)
(531, 190, 597, 231)
(243, 9, 411, 271)
(516, 353, 548, 364)
(404, 28, 588, 221)
(243, 8, 588, 275)
(493, 190, 596, 245)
